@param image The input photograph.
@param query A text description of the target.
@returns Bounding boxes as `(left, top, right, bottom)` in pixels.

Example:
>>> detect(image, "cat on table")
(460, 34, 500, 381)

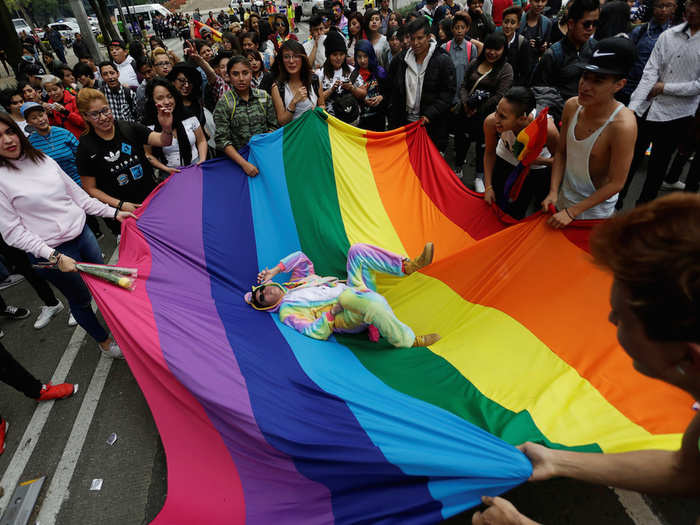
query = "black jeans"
(0, 236, 59, 309)
(0, 341, 43, 421)
(455, 113, 485, 173)
(636, 116, 694, 205)
(617, 112, 652, 208)
(492, 157, 551, 220)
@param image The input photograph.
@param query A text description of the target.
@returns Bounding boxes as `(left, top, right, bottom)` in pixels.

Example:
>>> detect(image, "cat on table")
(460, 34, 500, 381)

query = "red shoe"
(37, 382, 77, 402)
(0, 419, 8, 455)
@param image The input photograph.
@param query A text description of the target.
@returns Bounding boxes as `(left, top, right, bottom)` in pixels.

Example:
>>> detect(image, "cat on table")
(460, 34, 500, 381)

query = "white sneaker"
(116, 234, 121, 245)
(0, 329, 4, 338)
(34, 302, 64, 329)
(0, 274, 24, 291)
(661, 181, 686, 191)
(68, 313, 77, 326)
(474, 176, 486, 193)
(100, 340, 124, 359)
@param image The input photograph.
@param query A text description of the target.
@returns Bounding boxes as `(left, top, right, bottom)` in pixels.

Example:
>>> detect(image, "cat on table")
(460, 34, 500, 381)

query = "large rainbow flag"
(85, 110, 694, 523)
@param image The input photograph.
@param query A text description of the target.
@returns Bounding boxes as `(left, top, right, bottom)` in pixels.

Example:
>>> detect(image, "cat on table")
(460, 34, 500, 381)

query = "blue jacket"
(621, 20, 671, 96)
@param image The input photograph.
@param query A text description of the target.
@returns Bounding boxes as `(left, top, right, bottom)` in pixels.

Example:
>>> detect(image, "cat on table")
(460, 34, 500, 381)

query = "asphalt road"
(1, 25, 699, 525)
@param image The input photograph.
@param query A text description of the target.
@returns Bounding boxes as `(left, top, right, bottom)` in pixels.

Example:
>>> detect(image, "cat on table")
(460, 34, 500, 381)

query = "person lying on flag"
(244, 243, 441, 348)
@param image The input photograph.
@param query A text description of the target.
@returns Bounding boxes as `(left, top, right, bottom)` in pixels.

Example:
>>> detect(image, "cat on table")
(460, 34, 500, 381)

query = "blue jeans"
(30, 225, 109, 343)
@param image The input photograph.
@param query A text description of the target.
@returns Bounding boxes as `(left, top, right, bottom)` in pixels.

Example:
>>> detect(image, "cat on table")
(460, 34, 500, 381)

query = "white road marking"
(0, 248, 118, 518)
(614, 488, 664, 525)
(0, 325, 88, 514)
(36, 355, 113, 524)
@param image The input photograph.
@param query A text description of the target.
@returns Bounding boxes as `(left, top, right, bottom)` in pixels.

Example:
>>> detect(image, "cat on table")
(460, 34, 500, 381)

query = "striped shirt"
(28, 126, 81, 185)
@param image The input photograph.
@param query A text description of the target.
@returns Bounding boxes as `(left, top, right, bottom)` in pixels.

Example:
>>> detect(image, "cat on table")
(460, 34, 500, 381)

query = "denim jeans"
(30, 225, 109, 343)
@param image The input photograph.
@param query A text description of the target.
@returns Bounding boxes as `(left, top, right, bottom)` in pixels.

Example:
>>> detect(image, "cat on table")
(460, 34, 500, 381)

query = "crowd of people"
(0, 0, 699, 520)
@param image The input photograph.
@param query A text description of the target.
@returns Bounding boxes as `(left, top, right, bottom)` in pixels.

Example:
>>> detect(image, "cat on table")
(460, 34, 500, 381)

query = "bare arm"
(143, 146, 180, 176)
(271, 83, 293, 125)
(521, 413, 700, 496)
(81, 175, 140, 212)
(482, 113, 498, 205)
(223, 145, 259, 177)
(194, 125, 208, 163)
(566, 109, 636, 217)
(542, 97, 575, 211)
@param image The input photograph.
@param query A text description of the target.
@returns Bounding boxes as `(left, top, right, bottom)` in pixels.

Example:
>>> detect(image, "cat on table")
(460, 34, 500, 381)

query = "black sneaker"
(2, 306, 30, 320)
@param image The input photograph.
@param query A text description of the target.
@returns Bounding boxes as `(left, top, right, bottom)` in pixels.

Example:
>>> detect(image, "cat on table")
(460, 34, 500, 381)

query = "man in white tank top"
(542, 36, 638, 227)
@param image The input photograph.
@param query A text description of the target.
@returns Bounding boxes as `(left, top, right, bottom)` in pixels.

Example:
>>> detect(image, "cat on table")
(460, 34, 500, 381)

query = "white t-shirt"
(316, 65, 364, 94)
(495, 110, 552, 170)
(283, 82, 317, 121)
(17, 120, 30, 137)
(148, 116, 200, 167)
(303, 35, 326, 70)
(372, 35, 390, 68)
(115, 55, 139, 88)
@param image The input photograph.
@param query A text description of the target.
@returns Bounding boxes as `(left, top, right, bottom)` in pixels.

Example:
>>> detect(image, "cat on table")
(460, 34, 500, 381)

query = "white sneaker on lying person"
(473, 176, 486, 193)
(34, 302, 64, 329)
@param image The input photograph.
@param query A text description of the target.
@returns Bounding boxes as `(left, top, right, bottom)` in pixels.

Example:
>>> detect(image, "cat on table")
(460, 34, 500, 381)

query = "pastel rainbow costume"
(248, 244, 416, 347)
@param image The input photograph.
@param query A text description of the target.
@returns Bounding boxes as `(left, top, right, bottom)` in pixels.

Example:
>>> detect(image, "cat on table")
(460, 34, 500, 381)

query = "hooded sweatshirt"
(404, 40, 437, 122)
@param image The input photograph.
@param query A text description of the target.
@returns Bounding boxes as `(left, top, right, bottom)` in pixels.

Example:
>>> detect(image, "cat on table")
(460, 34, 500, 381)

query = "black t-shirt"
(76, 120, 157, 204)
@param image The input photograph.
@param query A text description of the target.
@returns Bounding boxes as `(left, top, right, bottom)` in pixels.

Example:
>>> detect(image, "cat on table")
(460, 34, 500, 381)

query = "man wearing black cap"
(108, 40, 139, 90)
(542, 36, 637, 227)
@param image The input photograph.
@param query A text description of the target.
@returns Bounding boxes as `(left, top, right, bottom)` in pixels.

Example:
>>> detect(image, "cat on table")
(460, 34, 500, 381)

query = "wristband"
(118, 200, 124, 211)
(485, 186, 493, 191)
(286, 103, 296, 113)
(565, 208, 576, 220)
(113, 207, 120, 220)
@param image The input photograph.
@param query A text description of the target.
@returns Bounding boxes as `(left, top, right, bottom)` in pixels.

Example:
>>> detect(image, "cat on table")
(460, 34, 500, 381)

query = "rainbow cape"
(84, 110, 693, 524)
(502, 108, 549, 205)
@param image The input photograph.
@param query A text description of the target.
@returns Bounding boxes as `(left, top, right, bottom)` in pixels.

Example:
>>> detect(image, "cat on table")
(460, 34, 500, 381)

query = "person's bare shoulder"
(608, 105, 637, 134)
(562, 96, 580, 118)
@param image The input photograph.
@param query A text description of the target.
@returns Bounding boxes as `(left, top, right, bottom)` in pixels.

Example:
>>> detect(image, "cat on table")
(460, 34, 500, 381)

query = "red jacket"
(48, 90, 85, 138)
(491, 0, 513, 26)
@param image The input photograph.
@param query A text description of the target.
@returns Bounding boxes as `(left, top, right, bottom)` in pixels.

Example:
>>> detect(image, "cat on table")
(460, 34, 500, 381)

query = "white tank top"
(495, 110, 552, 170)
(558, 103, 624, 220)
(283, 82, 318, 121)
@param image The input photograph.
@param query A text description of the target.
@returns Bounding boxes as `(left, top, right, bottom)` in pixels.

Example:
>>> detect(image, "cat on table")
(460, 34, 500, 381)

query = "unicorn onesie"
(245, 243, 441, 348)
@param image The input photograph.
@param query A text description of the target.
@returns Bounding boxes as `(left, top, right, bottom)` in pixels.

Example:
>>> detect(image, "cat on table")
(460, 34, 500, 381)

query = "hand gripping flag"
(502, 107, 549, 206)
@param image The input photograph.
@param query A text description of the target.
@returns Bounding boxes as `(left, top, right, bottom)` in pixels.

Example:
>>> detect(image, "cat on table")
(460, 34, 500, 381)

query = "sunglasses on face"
(581, 19, 599, 28)
(175, 77, 191, 85)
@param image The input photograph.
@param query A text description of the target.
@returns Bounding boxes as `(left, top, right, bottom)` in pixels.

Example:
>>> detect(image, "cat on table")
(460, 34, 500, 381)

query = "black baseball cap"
(108, 40, 126, 49)
(577, 35, 637, 77)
